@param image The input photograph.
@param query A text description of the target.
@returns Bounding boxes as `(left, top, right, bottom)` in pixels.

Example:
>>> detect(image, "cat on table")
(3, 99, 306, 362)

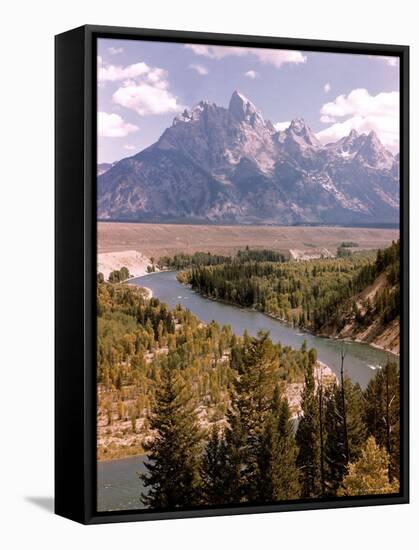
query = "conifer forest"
(97, 242, 401, 509)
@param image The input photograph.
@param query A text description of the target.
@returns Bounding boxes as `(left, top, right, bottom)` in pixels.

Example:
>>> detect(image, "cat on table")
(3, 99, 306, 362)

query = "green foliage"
(363, 361, 400, 480)
(200, 425, 229, 505)
(141, 366, 203, 508)
(296, 353, 321, 498)
(184, 251, 375, 330)
(158, 249, 287, 271)
(228, 331, 278, 502)
(97, 277, 400, 508)
(323, 378, 366, 495)
(337, 437, 398, 496)
(257, 387, 300, 501)
(108, 266, 131, 283)
(183, 241, 400, 335)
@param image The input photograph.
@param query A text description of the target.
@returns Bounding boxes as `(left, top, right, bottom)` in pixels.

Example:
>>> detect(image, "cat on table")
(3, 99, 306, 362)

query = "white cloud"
(189, 63, 209, 75)
(98, 112, 138, 137)
(113, 84, 184, 116)
(98, 60, 151, 82)
(108, 46, 124, 55)
(244, 70, 259, 79)
(316, 88, 399, 150)
(384, 57, 398, 67)
(324, 82, 331, 93)
(98, 56, 185, 116)
(185, 44, 306, 68)
(274, 121, 291, 132)
(369, 55, 399, 68)
(124, 144, 137, 150)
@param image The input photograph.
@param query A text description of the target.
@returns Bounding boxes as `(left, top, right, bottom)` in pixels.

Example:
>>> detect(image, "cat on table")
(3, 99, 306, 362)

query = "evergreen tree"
(338, 436, 398, 496)
(256, 386, 283, 502)
(296, 354, 321, 498)
(363, 362, 400, 481)
(323, 384, 346, 495)
(140, 366, 203, 508)
(274, 391, 300, 500)
(222, 408, 246, 504)
(200, 425, 229, 505)
(224, 331, 277, 502)
(324, 378, 366, 495)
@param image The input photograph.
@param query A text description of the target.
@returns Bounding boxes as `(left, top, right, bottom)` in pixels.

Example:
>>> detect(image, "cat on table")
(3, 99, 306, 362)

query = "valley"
(98, 221, 398, 259)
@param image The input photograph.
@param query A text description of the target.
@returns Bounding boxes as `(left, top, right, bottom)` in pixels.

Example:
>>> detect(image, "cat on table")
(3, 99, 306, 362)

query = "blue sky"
(98, 38, 399, 163)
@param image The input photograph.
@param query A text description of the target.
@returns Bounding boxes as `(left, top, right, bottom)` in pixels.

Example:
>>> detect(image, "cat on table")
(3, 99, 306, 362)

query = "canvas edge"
(54, 24, 409, 525)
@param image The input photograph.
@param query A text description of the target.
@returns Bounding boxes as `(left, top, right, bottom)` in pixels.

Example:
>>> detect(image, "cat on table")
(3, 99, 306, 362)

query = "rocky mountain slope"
(98, 91, 399, 225)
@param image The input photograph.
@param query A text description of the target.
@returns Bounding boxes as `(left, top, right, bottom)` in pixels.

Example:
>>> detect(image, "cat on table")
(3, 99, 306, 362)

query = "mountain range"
(97, 91, 399, 226)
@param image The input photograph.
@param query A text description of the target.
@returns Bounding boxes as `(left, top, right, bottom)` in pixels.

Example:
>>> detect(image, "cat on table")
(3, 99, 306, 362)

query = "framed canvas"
(55, 25, 409, 524)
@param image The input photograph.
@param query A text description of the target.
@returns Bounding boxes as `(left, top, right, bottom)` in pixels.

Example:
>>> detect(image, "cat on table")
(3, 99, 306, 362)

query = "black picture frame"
(55, 24, 409, 525)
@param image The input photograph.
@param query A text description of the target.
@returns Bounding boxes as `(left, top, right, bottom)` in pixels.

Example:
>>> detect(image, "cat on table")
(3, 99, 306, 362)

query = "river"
(98, 269, 398, 512)
(132, 271, 397, 388)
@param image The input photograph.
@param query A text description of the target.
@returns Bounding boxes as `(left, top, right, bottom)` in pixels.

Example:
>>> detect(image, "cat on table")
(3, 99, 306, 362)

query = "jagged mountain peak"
(285, 117, 321, 148)
(172, 100, 221, 125)
(229, 89, 255, 109)
(356, 130, 394, 169)
(289, 117, 308, 132)
(228, 90, 264, 125)
(98, 90, 399, 225)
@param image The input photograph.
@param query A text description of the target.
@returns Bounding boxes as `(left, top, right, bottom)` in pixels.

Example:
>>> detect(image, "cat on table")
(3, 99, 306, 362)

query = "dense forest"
(97, 279, 400, 508)
(97, 282, 310, 459)
(181, 241, 400, 339)
(141, 340, 399, 507)
(157, 248, 288, 271)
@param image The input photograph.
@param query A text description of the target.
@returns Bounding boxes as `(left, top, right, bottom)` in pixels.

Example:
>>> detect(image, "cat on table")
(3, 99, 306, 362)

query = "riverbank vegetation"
(97, 281, 309, 460)
(180, 241, 400, 353)
(96, 280, 400, 507)
(157, 248, 288, 271)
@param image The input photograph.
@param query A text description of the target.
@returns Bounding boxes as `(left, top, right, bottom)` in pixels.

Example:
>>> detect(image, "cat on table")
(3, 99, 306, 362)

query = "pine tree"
(338, 436, 398, 496)
(324, 378, 366, 495)
(224, 331, 277, 502)
(140, 366, 203, 508)
(200, 425, 229, 505)
(275, 392, 300, 499)
(240, 331, 278, 501)
(296, 354, 321, 498)
(222, 409, 246, 504)
(255, 386, 282, 502)
(363, 362, 400, 481)
(323, 384, 346, 495)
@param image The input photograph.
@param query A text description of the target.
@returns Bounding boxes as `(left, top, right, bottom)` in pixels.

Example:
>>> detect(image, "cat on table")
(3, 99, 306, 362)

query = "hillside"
(319, 242, 400, 353)
(182, 241, 400, 354)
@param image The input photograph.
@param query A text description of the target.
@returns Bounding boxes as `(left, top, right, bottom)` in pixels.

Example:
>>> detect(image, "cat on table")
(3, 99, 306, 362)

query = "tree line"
(157, 248, 287, 271)
(181, 241, 400, 334)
